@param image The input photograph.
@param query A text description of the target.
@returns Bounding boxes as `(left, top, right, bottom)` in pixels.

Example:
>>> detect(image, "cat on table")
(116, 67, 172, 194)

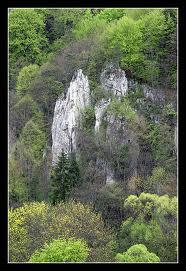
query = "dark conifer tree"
(49, 151, 80, 204)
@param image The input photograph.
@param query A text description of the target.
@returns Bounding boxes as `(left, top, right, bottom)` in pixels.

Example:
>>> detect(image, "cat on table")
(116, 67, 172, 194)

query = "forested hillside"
(9, 8, 177, 263)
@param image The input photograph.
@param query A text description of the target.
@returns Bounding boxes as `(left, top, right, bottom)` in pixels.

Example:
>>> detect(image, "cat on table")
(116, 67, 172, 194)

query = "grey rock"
(52, 69, 90, 165)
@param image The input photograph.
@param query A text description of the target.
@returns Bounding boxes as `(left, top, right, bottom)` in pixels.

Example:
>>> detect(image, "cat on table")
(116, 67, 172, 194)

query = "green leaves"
(29, 238, 89, 262)
(118, 193, 177, 261)
(20, 119, 46, 164)
(9, 201, 116, 262)
(49, 152, 81, 204)
(9, 9, 47, 64)
(107, 97, 136, 123)
(16, 64, 40, 96)
(81, 106, 96, 132)
(115, 244, 160, 262)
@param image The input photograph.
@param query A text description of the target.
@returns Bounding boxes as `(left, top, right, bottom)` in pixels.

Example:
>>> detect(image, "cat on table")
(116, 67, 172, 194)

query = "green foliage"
(9, 9, 47, 64)
(73, 9, 107, 40)
(148, 123, 176, 173)
(97, 8, 126, 22)
(126, 84, 144, 107)
(50, 152, 81, 204)
(136, 9, 174, 85)
(103, 16, 143, 71)
(9, 157, 28, 206)
(163, 103, 177, 119)
(118, 193, 177, 261)
(29, 238, 89, 262)
(123, 9, 152, 20)
(95, 183, 126, 228)
(115, 244, 160, 262)
(124, 193, 177, 220)
(139, 10, 167, 52)
(10, 94, 40, 136)
(90, 83, 109, 104)
(16, 64, 40, 96)
(20, 119, 46, 164)
(81, 106, 96, 132)
(107, 98, 136, 123)
(145, 167, 169, 194)
(9, 202, 48, 262)
(27, 62, 64, 121)
(9, 201, 116, 262)
(43, 8, 86, 43)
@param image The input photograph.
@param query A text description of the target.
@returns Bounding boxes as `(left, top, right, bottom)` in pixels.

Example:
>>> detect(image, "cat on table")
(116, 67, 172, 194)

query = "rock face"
(51, 64, 139, 183)
(95, 64, 139, 183)
(142, 84, 165, 103)
(100, 64, 128, 97)
(95, 99, 110, 132)
(51, 64, 132, 184)
(95, 64, 128, 132)
(52, 69, 90, 164)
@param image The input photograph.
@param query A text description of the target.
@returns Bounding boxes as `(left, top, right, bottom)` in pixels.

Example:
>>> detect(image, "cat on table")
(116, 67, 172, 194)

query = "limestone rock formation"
(100, 63, 128, 97)
(52, 69, 90, 164)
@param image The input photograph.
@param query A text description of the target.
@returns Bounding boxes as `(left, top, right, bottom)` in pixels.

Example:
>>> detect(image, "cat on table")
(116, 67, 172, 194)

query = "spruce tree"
(49, 152, 80, 204)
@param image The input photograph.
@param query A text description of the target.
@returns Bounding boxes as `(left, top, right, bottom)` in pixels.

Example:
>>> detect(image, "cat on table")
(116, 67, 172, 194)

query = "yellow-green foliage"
(107, 98, 137, 123)
(16, 64, 40, 96)
(9, 9, 47, 64)
(29, 238, 89, 262)
(124, 192, 177, 219)
(115, 244, 160, 262)
(9, 158, 28, 203)
(19, 119, 46, 164)
(9, 202, 48, 262)
(9, 201, 116, 262)
(120, 193, 177, 261)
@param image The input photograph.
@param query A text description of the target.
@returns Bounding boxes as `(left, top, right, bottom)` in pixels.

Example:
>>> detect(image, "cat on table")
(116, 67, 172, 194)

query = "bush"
(107, 97, 137, 123)
(29, 238, 89, 262)
(115, 244, 160, 262)
(81, 106, 96, 132)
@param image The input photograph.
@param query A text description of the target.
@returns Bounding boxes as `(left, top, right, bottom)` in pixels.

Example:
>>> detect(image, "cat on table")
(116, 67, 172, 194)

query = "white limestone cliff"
(52, 69, 90, 164)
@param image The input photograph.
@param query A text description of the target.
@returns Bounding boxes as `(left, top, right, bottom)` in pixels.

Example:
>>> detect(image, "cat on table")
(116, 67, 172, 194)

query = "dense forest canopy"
(9, 8, 177, 263)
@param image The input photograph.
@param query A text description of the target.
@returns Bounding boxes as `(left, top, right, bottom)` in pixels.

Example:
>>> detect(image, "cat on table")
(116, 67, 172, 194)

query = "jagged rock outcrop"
(95, 64, 139, 182)
(100, 63, 128, 97)
(52, 64, 139, 183)
(95, 64, 128, 132)
(52, 69, 90, 164)
(95, 99, 110, 133)
(142, 84, 165, 103)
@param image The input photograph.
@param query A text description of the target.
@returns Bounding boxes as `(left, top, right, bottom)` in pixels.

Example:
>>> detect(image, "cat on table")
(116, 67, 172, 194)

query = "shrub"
(81, 106, 96, 132)
(107, 98, 137, 123)
(29, 238, 89, 262)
